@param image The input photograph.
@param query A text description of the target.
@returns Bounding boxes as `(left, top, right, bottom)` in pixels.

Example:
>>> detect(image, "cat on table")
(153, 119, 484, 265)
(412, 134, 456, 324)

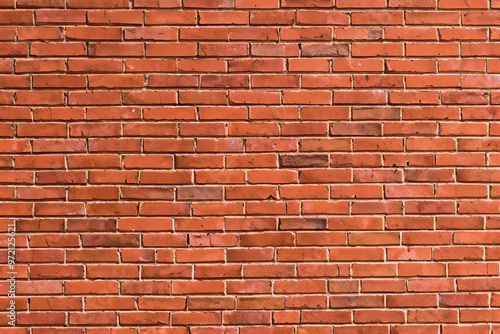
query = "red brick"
(301, 310, 351, 324)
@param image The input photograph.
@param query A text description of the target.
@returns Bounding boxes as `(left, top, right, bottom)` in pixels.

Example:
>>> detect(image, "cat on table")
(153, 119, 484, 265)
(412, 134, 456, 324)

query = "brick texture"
(1, 0, 500, 332)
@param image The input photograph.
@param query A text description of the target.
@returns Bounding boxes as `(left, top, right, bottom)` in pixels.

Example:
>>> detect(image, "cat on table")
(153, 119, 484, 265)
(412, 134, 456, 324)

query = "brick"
(145, 10, 196, 25)
(385, 27, 437, 40)
(301, 310, 351, 324)
(199, 43, 248, 57)
(386, 59, 436, 73)
(335, 27, 383, 41)
(249, 10, 294, 25)
(68, 59, 123, 73)
(337, 0, 385, 7)
(230, 91, 281, 104)
(352, 11, 403, 26)
(280, 155, 328, 168)
(18, 0, 63, 7)
(87, 9, 142, 25)
(138, 297, 186, 310)
(352, 43, 403, 57)
(349, 232, 400, 245)
(289, 59, 329, 72)
(251, 43, 299, 57)
(385, 216, 434, 230)
(18, 27, 63, 41)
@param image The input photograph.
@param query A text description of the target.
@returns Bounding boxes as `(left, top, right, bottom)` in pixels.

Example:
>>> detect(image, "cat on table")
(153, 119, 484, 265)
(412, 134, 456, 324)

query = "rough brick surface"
(1, 0, 500, 332)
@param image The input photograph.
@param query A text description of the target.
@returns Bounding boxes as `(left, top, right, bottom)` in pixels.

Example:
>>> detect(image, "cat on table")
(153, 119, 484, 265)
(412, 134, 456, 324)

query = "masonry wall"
(1, 0, 500, 333)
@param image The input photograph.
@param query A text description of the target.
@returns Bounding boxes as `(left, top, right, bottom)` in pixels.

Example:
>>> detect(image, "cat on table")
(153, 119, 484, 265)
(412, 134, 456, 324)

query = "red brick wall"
(1, 0, 500, 333)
